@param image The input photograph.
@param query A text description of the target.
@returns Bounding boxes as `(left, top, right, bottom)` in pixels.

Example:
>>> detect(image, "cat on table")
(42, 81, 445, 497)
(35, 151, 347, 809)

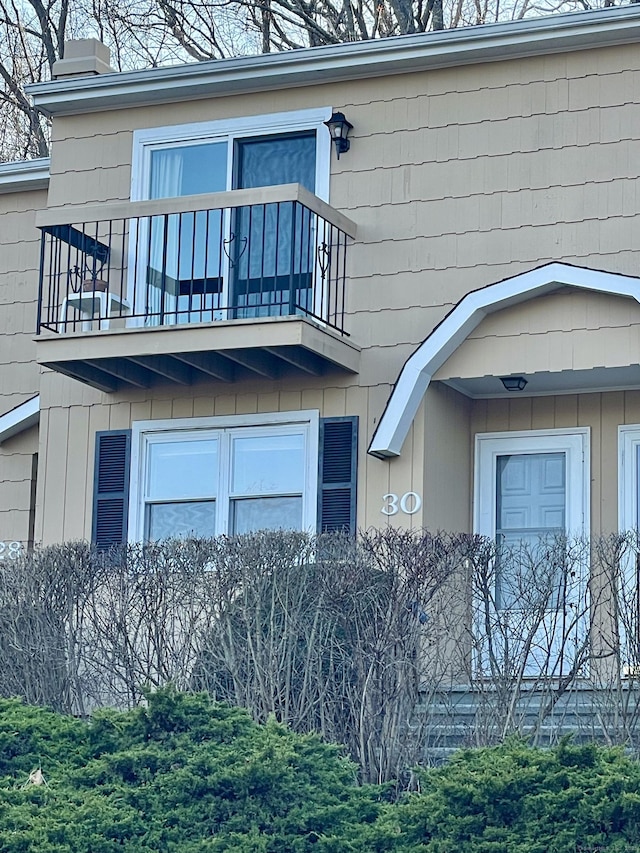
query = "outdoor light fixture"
(324, 112, 353, 159)
(500, 376, 528, 392)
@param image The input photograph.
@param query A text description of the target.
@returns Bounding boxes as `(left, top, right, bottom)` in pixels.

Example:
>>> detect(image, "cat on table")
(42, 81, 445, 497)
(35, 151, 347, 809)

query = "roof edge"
(0, 159, 50, 194)
(0, 396, 40, 444)
(28, 7, 640, 116)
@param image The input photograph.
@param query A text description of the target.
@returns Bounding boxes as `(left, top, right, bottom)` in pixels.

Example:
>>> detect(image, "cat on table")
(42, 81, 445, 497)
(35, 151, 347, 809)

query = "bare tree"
(0, 530, 470, 784)
(463, 534, 596, 748)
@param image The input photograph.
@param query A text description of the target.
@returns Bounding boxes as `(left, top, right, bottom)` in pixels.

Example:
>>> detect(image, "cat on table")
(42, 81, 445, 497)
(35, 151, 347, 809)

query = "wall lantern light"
(324, 112, 353, 159)
(500, 376, 528, 392)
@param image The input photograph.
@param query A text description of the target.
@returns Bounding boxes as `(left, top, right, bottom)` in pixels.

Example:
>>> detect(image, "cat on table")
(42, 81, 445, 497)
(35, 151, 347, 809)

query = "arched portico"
(368, 263, 640, 459)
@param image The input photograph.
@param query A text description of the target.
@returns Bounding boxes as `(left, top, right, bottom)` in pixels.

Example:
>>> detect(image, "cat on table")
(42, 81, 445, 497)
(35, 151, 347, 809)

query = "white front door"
(474, 429, 590, 677)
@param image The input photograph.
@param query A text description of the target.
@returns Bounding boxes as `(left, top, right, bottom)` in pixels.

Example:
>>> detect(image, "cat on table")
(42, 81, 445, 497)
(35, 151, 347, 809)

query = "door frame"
(473, 427, 590, 676)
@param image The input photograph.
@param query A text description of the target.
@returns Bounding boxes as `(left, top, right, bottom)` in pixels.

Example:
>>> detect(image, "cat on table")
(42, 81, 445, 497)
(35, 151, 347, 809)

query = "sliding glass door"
(142, 128, 318, 325)
(232, 132, 316, 319)
(147, 141, 227, 325)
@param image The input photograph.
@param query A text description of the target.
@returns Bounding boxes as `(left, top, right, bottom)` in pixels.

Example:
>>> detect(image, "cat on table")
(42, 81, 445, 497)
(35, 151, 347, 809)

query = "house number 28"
(381, 492, 422, 516)
(0, 541, 22, 560)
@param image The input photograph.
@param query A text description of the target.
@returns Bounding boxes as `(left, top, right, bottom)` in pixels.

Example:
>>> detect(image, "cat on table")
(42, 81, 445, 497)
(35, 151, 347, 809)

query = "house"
(2, 5, 640, 570)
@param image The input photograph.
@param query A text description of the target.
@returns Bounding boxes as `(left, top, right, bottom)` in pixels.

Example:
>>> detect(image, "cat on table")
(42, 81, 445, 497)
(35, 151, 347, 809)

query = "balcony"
(35, 185, 359, 391)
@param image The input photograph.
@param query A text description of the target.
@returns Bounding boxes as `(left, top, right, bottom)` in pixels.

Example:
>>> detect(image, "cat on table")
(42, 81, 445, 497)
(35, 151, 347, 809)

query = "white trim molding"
(27, 7, 640, 116)
(369, 263, 640, 459)
(0, 396, 40, 444)
(618, 425, 640, 533)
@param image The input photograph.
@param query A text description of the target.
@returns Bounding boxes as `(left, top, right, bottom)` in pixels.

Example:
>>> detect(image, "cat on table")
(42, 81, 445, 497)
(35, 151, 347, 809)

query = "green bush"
(0, 689, 380, 852)
(4, 694, 640, 852)
(354, 739, 640, 852)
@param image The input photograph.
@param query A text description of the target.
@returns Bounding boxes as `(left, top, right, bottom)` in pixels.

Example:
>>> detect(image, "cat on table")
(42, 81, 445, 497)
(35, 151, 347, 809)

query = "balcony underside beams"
(37, 317, 360, 392)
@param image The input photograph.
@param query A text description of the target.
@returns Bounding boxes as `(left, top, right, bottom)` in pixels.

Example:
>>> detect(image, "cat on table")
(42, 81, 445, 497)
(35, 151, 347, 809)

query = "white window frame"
(618, 425, 640, 533)
(617, 425, 640, 670)
(474, 428, 590, 542)
(131, 107, 333, 203)
(128, 410, 319, 542)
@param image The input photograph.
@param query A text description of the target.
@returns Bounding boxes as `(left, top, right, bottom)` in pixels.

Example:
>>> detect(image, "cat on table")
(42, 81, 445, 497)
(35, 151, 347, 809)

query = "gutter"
(27, 7, 640, 116)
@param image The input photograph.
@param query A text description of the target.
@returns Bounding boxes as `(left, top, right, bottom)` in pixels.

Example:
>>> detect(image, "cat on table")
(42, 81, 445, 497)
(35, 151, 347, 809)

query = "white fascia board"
(27, 7, 640, 116)
(0, 396, 40, 444)
(368, 263, 640, 459)
(0, 158, 50, 194)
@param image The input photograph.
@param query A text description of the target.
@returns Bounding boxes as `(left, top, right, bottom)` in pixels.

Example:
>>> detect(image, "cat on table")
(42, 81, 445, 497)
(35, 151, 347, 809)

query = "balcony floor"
(35, 316, 360, 392)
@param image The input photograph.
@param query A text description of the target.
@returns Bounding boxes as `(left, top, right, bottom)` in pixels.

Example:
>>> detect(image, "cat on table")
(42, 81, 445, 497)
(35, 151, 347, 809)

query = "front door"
(474, 429, 589, 677)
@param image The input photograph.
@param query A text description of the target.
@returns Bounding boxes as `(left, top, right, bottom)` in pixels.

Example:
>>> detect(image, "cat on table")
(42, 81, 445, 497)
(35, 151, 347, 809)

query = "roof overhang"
(28, 7, 640, 116)
(0, 159, 49, 194)
(0, 396, 40, 444)
(368, 263, 640, 459)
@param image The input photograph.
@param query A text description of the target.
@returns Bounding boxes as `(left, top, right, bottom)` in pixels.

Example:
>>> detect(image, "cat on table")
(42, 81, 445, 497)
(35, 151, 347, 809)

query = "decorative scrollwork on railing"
(223, 233, 248, 268)
(317, 242, 331, 281)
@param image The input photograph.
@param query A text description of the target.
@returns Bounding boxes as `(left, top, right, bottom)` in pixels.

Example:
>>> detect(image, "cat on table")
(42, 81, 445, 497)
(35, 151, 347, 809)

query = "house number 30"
(381, 492, 422, 516)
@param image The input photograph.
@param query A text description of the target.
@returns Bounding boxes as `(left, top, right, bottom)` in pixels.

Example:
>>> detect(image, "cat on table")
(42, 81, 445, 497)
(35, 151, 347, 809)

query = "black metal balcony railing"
(37, 187, 351, 337)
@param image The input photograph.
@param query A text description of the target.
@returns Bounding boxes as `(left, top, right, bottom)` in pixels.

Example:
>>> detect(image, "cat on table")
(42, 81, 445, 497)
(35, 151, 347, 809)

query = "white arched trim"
(368, 263, 640, 459)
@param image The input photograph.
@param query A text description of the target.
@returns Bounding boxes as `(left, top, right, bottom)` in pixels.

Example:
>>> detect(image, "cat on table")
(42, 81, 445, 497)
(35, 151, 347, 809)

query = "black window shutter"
(92, 430, 131, 548)
(318, 416, 358, 535)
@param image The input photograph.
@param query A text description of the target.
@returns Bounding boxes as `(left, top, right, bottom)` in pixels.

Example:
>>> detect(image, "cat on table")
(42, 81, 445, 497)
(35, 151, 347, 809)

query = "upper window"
(131, 108, 332, 325)
(128, 411, 319, 541)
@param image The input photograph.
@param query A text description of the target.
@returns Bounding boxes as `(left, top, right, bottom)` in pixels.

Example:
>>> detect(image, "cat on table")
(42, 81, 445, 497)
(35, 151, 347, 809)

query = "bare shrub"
(5, 530, 640, 780)
(0, 530, 470, 783)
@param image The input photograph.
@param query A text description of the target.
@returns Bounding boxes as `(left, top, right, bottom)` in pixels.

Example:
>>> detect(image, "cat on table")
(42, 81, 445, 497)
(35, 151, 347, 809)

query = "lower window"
(129, 412, 318, 540)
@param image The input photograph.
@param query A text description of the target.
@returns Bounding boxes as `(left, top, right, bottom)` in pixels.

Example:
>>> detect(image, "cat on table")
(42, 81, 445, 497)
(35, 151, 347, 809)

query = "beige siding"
(423, 384, 472, 532)
(0, 425, 38, 547)
(36, 369, 423, 543)
(30, 38, 640, 543)
(0, 188, 45, 411)
(434, 290, 640, 381)
(0, 188, 45, 544)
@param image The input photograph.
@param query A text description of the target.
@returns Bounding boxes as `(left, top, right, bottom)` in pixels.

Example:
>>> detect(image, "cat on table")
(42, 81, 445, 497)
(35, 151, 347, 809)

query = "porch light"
(500, 376, 528, 392)
(324, 112, 353, 159)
